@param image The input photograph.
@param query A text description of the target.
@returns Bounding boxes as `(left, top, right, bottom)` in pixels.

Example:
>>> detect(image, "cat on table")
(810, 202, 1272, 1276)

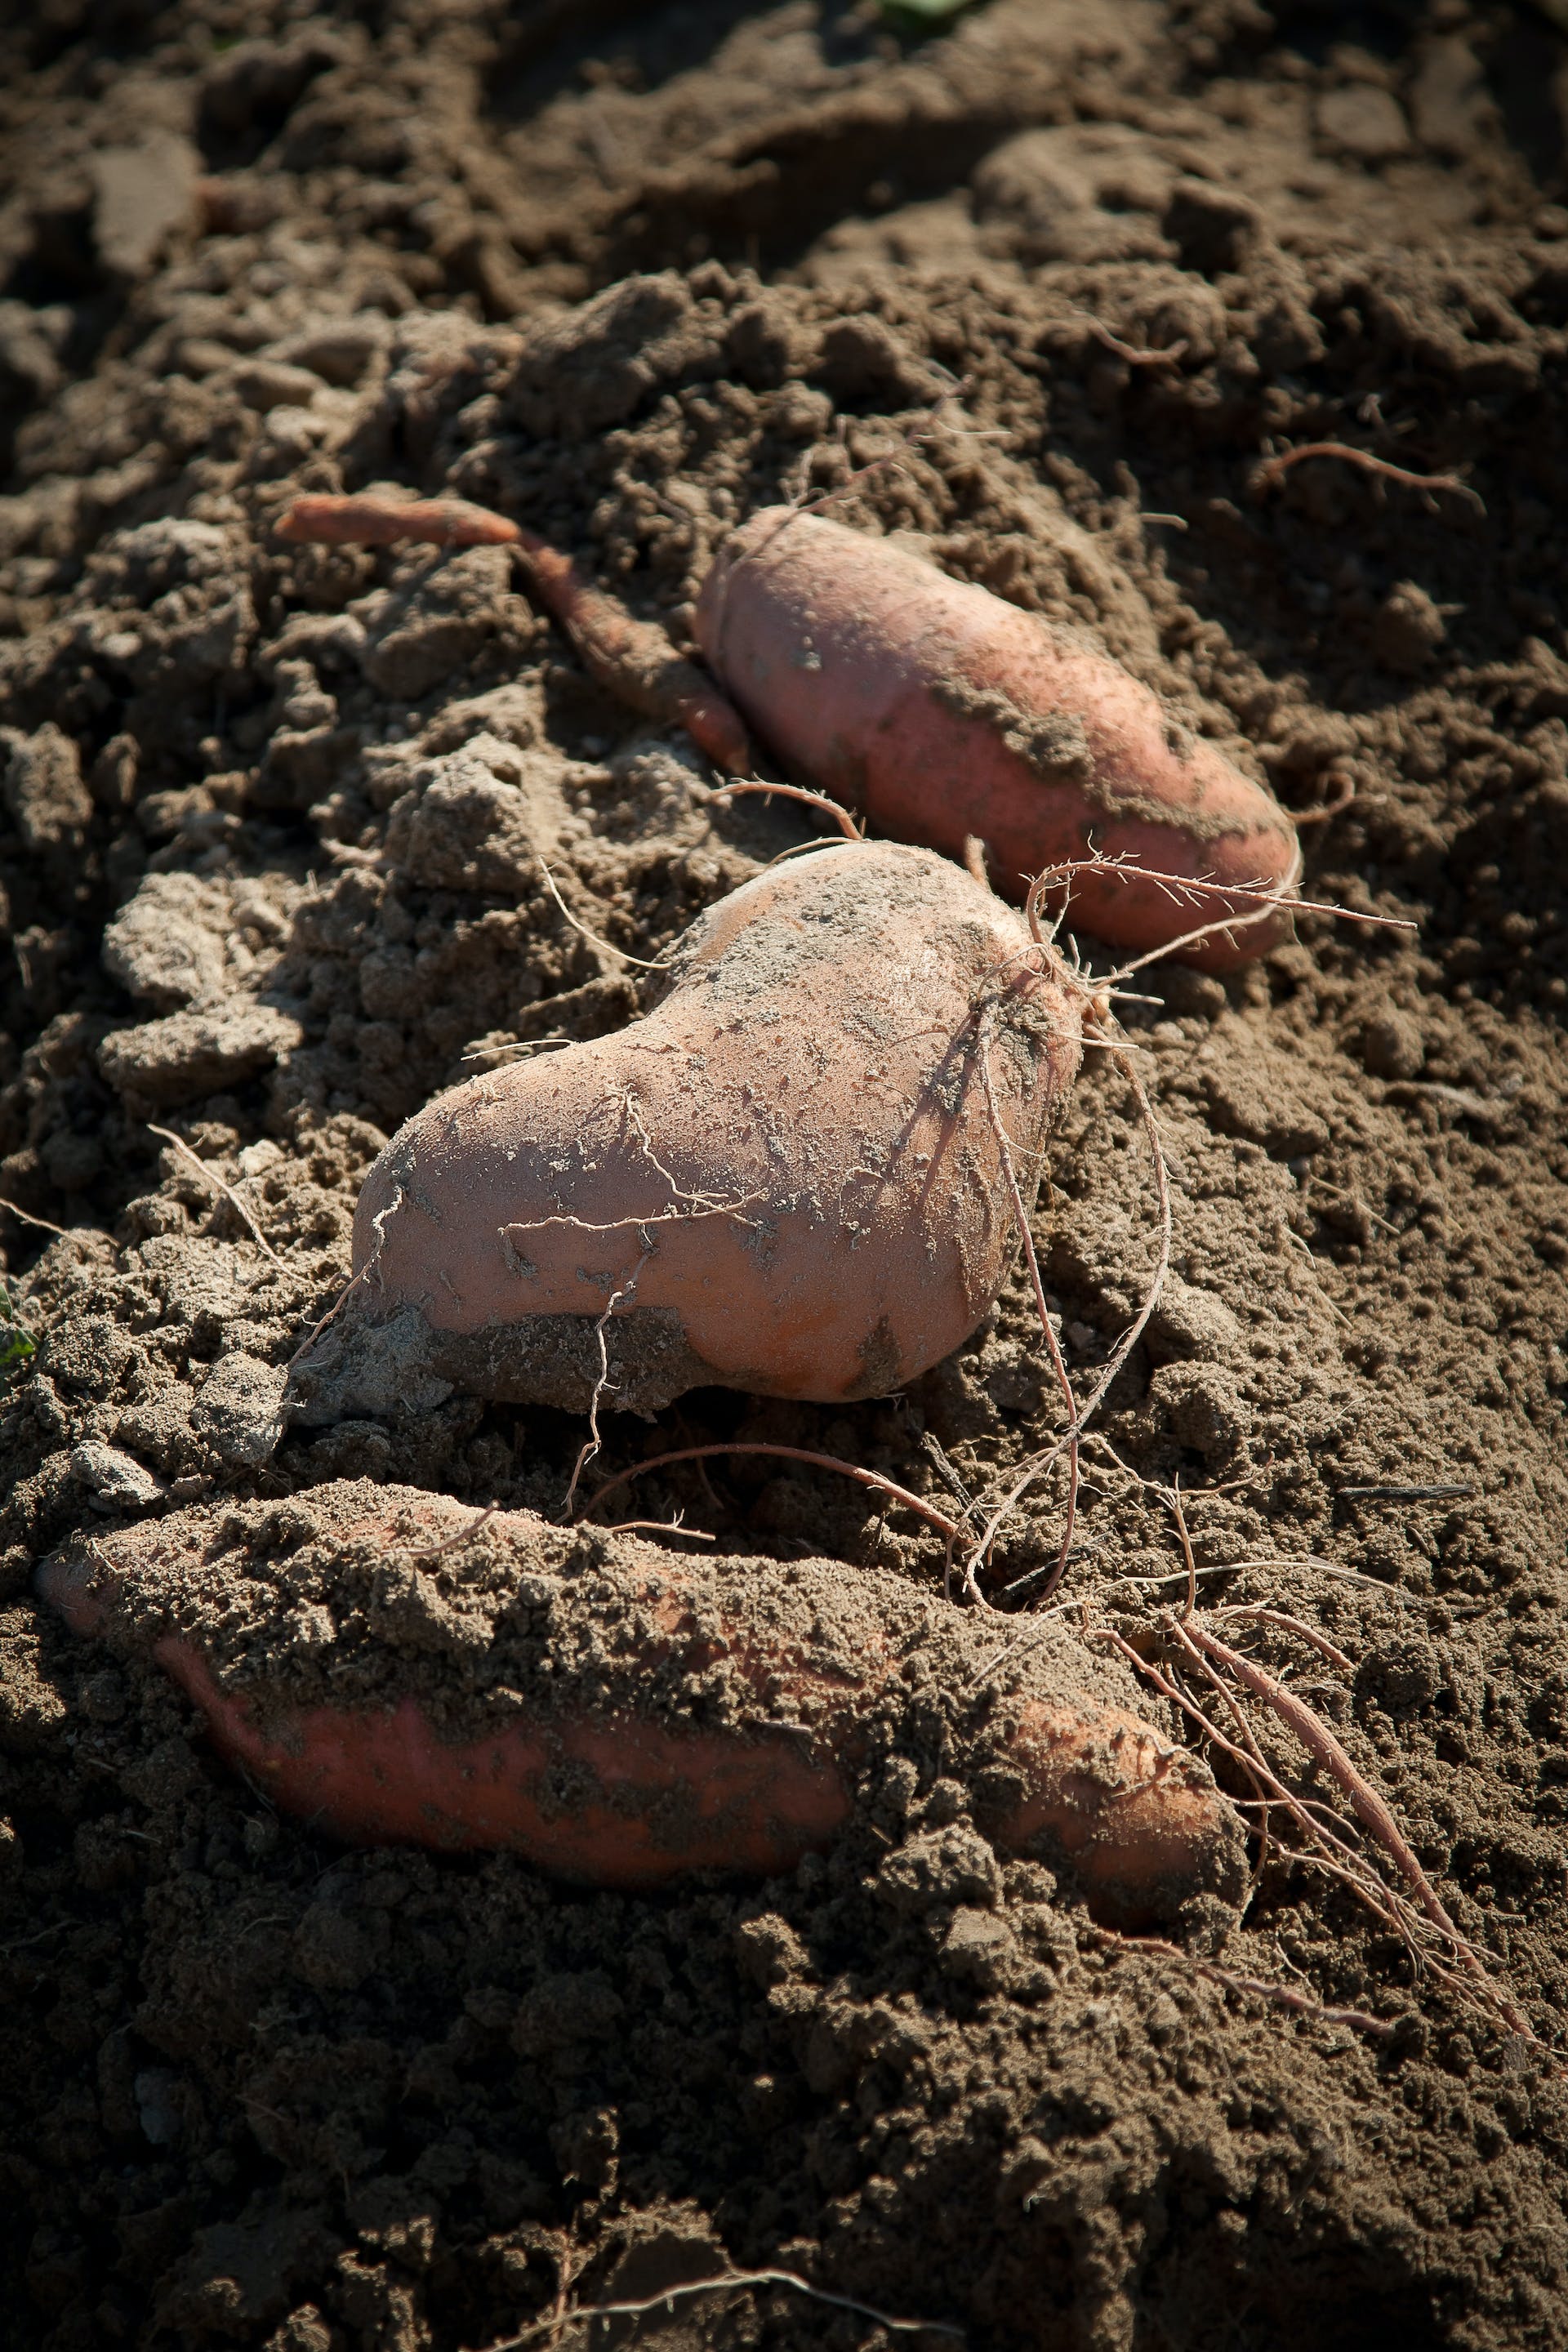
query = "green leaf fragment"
(880, 0, 975, 19)
(0, 1286, 34, 1384)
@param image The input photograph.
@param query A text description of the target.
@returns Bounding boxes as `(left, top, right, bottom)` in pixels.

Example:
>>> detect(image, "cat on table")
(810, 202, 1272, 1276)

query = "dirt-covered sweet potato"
(38, 1484, 1246, 1930)
(318, 840, 1083, 1417)
(695, 506, 1301, 970)
(277, 488, 1298, 969)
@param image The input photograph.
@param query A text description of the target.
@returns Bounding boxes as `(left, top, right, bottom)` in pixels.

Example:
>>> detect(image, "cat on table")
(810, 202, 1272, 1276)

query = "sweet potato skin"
(153, 1642, 853, 1882)
(155, 1659, 1236, 1921)
(348, 842, 1082, 1410)
(695, 506, 1299, 970)
(38, 1491, 1245, 1927)
(37, 1526, 852, 1881)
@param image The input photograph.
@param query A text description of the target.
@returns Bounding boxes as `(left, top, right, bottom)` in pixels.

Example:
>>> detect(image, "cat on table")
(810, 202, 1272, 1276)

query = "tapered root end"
(274, 493, 523, 550)
(1001, 1699, 1248, 1930)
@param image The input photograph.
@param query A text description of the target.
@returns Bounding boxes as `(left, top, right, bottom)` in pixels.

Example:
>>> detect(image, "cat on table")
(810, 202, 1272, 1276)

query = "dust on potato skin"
(345, 844, 1083, 1410)
(43, 1477, 1242, 1922)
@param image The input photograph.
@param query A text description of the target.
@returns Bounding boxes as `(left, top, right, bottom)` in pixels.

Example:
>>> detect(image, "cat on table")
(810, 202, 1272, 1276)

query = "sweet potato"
(38, 1484, 1246, 1928)
(277, 488, 1297, 968)
(327, 840, 1083, 1416)
(695, 506, 1301, 970)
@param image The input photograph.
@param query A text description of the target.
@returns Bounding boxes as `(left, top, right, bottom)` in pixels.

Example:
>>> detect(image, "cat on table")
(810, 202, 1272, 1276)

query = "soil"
(2, 2, 1568, 2349)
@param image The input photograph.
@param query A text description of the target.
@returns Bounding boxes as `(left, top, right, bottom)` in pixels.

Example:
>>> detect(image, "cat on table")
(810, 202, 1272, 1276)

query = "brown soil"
(3, 3, 1568, 2348)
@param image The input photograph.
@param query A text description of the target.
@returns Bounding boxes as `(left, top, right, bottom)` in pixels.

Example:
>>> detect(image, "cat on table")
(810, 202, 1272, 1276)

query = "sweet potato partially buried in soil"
(696, 507, 1301, 969)
(304, 840, 1083, 1419)
(278, 490, 1298, 968)
(38, 1483, 1246, 1930)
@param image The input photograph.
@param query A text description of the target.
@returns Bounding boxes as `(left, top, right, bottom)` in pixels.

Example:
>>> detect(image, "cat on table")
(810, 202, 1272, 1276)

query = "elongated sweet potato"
(695, 506, 1300, 969)
(38, 1484, 1246, 1928)
(319, 841, 1082, 1417)
(277, 488, 1296, 967)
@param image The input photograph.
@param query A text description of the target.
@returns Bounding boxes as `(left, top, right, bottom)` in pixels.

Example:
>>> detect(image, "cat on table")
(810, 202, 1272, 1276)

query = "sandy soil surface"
(2, 2, 1568, 2347)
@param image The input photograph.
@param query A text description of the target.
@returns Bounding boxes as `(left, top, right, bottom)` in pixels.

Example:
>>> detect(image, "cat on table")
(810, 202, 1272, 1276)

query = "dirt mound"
(3, 3, 1568, 2349)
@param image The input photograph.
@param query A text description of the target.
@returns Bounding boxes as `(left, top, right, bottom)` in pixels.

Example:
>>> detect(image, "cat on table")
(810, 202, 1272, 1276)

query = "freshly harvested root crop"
(38, 1483, 1247, 1929)
(317, 841, 1083, 1416)
(277, 490, 1298, 969)
(695, 507, 1300, 970)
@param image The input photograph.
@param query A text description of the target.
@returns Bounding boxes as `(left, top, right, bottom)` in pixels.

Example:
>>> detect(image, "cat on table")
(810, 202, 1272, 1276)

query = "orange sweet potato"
(696, 506, 1300, 970)
(333, 840, 1083, 1415)
(39, 1486, 1245, 1928)
(277, 488, 1295, 967)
